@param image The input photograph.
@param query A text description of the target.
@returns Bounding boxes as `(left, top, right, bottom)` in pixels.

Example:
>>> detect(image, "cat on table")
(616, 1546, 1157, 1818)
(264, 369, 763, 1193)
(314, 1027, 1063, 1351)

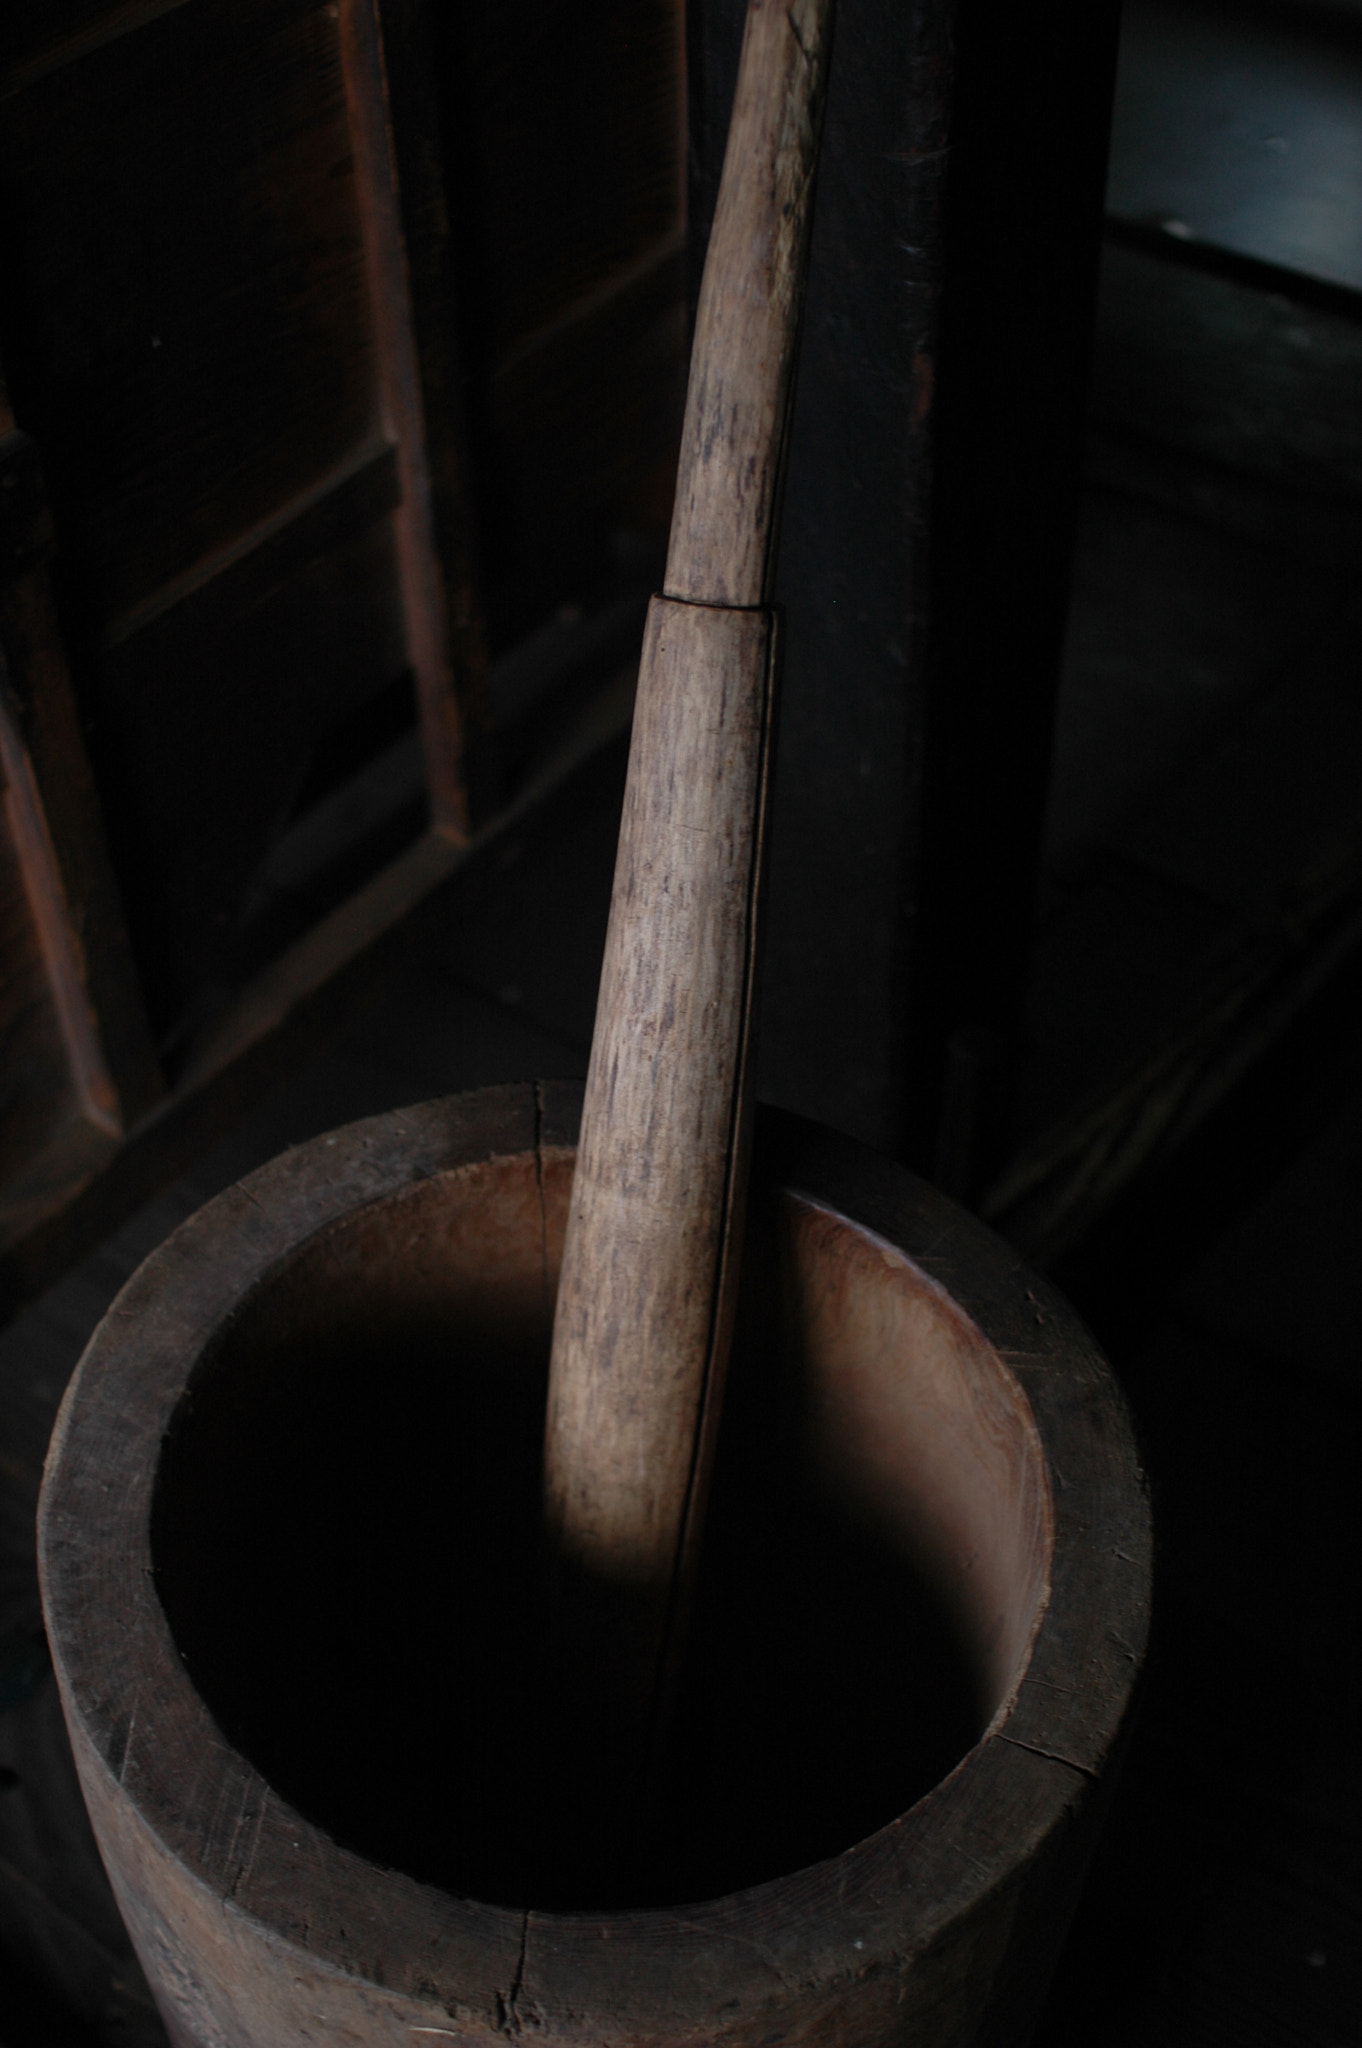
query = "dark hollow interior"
(151, 1214, 983, 1912)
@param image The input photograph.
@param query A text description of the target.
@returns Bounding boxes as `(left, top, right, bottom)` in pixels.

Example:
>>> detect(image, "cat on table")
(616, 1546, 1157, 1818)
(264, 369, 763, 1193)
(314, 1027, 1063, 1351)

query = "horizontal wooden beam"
(101, 441, 399, 652)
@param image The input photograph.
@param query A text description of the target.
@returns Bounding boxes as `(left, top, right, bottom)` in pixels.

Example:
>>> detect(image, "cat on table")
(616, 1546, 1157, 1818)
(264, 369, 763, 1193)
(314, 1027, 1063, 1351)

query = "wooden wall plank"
(900, 0, 1124, 1191)
(433, 0, 686, 643)
(0, 0, 379, 631)
(90, 501, 413, 1041)
(441, 1, 684, 364)
(487, 242, 687, 629)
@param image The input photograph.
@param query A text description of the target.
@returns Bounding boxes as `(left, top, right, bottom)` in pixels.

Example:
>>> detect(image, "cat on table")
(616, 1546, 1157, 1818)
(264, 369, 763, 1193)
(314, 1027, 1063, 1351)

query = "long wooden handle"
(543, 0, 834, 1750)
(665, 0, 834, 609)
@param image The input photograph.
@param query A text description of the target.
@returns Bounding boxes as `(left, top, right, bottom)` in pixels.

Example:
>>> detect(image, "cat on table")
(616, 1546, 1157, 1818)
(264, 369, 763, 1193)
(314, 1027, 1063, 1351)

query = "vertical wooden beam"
(0, 664, 117, 1135)
(0, 402, 163, 1132)
(361, 0, 500, 823)
(688, 0, 952, 1154)
(338, 0, 493, 840)
(688, 0, 1121, 1185)
(905, 0, 1124, 1197)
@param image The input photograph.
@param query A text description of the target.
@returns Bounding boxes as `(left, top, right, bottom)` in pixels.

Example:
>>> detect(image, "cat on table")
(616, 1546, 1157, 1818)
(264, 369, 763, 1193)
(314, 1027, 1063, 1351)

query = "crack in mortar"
(498, 1910, 530, 2035)
(998, 1732, 1098, 1781)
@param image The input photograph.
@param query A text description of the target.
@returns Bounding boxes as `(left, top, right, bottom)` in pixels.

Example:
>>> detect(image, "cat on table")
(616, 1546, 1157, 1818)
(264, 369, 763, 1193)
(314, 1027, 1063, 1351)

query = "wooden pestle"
(543, 0, 835, 1765)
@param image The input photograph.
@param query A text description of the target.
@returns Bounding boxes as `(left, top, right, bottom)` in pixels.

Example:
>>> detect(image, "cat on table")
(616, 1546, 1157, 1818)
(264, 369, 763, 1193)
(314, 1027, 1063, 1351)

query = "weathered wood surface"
(38, 1085, 1150, 2045)
(542, 599, 774, 1730)
(542, 0, 832, 1745)
(665, 0, 833, 608)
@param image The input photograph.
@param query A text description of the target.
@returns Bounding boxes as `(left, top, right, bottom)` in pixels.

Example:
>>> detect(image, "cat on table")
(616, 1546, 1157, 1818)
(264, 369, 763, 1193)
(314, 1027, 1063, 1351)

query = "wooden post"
(541, 0, 834, 1752)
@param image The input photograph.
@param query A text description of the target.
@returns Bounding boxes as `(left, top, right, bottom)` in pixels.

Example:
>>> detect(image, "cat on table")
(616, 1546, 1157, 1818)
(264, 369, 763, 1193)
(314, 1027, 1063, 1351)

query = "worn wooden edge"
(755, 1108, 1153, 1781)
(39, 1087, 1149, 2041)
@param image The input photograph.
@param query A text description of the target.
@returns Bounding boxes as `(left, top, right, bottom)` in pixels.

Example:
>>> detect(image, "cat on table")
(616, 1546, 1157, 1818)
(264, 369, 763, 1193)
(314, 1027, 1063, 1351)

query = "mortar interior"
(151, 1150, 1050, 1911)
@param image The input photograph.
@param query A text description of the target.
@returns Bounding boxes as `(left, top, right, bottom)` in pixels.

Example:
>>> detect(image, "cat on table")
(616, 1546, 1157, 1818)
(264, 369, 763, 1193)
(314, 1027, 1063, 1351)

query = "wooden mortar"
(39, 1081, 1150, 2048)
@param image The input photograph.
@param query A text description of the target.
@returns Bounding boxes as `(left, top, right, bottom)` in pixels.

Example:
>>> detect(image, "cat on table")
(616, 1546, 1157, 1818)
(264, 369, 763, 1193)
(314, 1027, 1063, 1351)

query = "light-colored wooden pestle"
(542, 0, 835, 1756)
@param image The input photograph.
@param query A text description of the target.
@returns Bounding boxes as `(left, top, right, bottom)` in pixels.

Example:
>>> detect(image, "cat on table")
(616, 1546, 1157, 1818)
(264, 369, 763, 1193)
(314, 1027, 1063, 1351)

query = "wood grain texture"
(541, 0, 831, 1757)
(543, 600, 774, 1730)
(38, 1088, 1149, 2045)
(665, 0, 833, 606)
